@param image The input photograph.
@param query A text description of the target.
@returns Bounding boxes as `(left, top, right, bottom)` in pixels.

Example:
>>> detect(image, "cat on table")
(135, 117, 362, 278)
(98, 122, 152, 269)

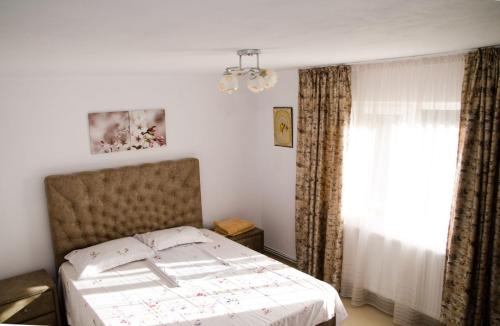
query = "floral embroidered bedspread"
(60, 230, 347, 326)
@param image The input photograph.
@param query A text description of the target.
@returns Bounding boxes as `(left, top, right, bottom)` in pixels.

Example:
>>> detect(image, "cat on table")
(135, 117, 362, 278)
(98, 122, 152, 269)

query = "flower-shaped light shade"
(218, 73, 239, 94)
(247, 75, 265, 93)
(219, 50, 277, 93)
(260, 69, 278, 89)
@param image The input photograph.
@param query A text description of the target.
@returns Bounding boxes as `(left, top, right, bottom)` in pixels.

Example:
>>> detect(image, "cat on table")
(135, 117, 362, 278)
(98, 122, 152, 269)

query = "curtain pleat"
(441, 47, 500, 325)
(295, 66, 352, 289)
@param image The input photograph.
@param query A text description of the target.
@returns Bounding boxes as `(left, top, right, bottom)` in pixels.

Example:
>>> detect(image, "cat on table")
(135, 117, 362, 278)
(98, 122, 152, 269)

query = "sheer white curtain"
(340, 55, 464, 325)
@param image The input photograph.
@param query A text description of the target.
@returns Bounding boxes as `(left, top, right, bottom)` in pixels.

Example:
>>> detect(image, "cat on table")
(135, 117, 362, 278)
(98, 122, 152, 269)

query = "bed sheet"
(60, 229, 347, 326)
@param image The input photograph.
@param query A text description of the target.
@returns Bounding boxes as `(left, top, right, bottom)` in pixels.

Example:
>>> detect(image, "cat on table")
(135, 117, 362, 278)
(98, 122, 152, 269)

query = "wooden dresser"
(225, 227, 264, 252)
(0, 269, 60, 325)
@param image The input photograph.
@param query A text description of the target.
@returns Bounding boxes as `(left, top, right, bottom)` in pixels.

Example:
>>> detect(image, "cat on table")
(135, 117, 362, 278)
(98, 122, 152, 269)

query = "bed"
(45, 158, 346, 326)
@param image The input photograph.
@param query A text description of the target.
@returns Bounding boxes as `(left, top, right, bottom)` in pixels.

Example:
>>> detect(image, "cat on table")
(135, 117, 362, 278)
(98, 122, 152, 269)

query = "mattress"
(60, 230, 347, 326)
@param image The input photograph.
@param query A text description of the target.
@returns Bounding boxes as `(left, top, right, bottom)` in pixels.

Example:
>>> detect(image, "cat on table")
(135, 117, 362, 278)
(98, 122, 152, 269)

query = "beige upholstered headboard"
(44, 158, 203, 268)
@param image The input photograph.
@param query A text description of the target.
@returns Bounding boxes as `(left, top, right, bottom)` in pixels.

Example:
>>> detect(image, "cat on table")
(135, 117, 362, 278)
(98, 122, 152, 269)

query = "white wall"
(0, 69, 300, 280)
(0, 74, 262, 279)
(255, 69, 299, 260)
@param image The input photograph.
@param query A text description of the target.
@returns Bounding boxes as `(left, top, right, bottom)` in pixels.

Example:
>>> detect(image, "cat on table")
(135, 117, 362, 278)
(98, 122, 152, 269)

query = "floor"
(263, 250, 394, 325)
(343, 299, 394, 325)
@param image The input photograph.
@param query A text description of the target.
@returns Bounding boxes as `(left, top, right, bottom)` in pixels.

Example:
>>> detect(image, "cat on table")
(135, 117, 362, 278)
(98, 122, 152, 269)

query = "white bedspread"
(60, 230, 347, 326)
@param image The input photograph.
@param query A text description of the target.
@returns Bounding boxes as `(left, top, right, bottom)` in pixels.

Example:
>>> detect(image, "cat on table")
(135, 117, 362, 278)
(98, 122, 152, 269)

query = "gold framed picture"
(273, 107, 293, 148)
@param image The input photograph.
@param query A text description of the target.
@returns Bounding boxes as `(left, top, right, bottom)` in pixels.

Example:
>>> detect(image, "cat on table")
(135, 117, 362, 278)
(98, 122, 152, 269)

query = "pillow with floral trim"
(134, 226, 212, 251)
(64, 237, 155, 278)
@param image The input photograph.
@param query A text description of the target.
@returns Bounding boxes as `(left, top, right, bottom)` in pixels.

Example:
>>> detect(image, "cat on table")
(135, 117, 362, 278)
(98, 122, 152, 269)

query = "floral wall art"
(273, 107, 293, 148)
(88, 109, 166, 154)
(88, 111, 131, 154)
(129, 109, 166, 150)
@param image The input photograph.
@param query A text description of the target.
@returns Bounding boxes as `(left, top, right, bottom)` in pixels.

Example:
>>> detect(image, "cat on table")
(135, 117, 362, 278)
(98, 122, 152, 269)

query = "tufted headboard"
(44, 158, 203, 268)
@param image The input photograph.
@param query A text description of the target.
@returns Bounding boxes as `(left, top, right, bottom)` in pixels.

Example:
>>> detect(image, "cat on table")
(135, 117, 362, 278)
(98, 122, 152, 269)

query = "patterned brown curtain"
(441, 47, 500, 325)
(295, 66, 352, 289)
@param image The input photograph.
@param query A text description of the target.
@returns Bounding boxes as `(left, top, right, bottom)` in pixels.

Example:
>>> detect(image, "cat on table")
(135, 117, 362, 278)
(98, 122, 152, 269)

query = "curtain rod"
(297, 44, 500, 70)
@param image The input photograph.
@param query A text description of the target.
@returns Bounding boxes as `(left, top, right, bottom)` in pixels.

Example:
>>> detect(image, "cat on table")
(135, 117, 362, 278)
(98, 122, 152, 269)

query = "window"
(341, 55, 464, 321)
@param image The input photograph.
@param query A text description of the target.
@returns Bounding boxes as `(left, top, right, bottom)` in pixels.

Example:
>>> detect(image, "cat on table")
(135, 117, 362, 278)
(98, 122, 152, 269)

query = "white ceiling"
(1, 0, 500, 74)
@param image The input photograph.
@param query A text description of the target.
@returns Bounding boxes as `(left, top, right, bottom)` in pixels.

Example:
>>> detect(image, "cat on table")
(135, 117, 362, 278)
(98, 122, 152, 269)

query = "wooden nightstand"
(225, 227, 264, 252)
(0, 269, 60, 325)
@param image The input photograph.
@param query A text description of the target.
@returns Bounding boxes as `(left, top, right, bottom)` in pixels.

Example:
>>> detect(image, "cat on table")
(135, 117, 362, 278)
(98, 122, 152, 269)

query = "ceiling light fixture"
(218, 49, 277, 94)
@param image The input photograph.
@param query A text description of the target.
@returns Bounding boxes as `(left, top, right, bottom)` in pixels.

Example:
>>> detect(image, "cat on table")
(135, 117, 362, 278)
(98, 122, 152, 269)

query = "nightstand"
(225, 227, 264, 252)
(0, 269, 60, 325)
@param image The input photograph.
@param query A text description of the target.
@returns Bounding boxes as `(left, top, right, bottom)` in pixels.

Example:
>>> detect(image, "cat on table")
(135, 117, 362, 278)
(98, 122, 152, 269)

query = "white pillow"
(135, 226, 212, 251)
(64, 237, 155, 278)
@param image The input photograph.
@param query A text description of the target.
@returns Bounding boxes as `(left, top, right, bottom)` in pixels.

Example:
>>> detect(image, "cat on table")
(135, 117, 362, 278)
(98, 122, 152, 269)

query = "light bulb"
(247, 75, 265, 93)
(218, 73, 239, 94)
(260, 69, 278, 89)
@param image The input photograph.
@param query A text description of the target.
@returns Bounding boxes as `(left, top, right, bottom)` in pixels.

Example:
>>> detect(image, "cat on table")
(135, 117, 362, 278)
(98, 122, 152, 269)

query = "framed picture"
(88, 111, 131, 154)
(88, 108, 166, 154)
(273, 107, 293, 148)
(129, 109, 166, 150)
